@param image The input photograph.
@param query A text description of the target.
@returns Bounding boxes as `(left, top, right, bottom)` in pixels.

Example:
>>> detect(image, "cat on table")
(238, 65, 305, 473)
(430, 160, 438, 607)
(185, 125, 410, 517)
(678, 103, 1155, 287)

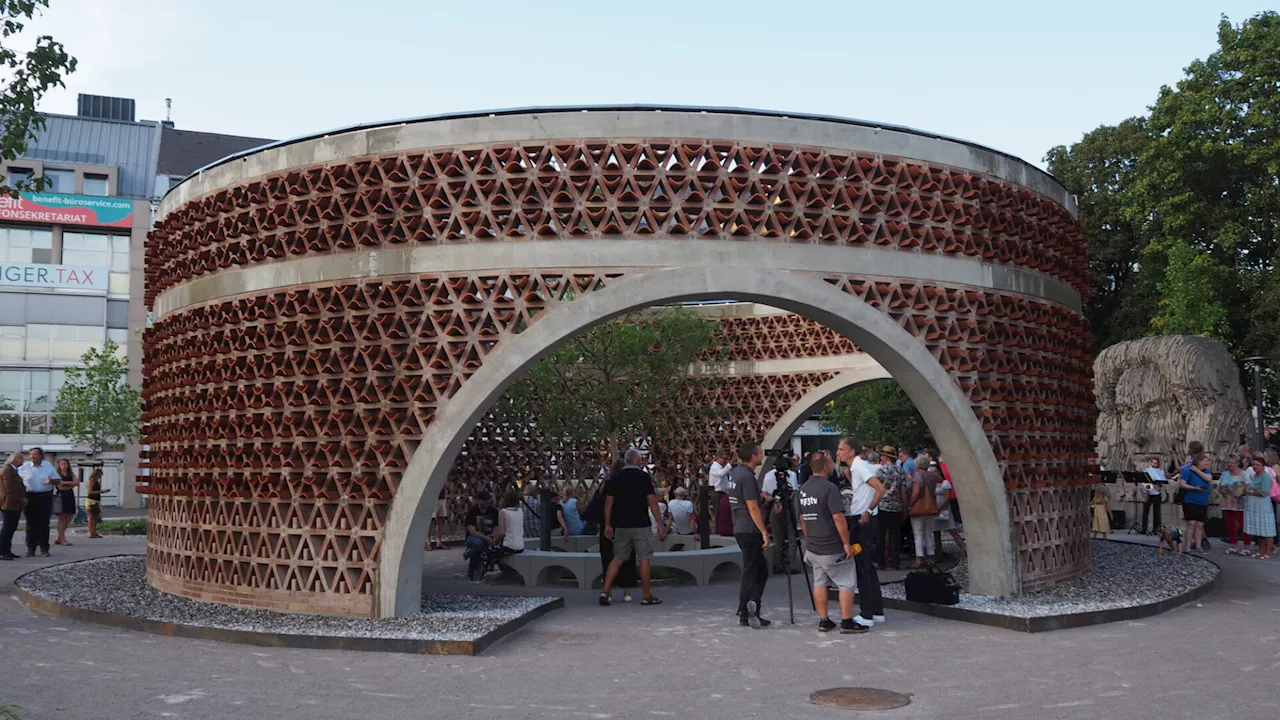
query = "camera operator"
(728, 441, 771, 628)
(799, 451, 864, 634)
(835, 437, 887, 628)
(763, 454, 800, 574)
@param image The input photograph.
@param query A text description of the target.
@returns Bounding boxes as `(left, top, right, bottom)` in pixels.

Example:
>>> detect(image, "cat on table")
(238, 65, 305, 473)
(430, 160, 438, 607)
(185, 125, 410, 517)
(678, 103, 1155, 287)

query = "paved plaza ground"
(2, 531, 1278, 720)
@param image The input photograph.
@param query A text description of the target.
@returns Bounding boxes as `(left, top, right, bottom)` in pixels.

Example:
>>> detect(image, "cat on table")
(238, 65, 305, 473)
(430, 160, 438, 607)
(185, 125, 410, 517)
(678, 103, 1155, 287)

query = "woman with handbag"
(52, 458, 80, 546)
(907, 454, 939, 569)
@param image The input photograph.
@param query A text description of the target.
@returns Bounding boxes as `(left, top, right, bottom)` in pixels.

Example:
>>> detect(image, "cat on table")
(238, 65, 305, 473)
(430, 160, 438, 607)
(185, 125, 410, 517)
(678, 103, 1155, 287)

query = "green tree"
(496, 305, 721, 462)
(52, 340, 140, 455)
(819, 380, 932, 452)
(1136, 12, 1280, 352)
(1045, 117, 1157, 351)
(1044, 12, 1280, 428)
(1151, 239, 1229, 338)
(0, 0, 77, 194)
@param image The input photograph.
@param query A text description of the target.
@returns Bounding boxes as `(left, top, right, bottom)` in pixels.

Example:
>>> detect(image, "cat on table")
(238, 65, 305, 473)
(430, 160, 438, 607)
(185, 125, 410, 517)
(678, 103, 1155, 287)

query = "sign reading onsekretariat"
(0, 192, 133, 228)
(0, 262, 108, 291)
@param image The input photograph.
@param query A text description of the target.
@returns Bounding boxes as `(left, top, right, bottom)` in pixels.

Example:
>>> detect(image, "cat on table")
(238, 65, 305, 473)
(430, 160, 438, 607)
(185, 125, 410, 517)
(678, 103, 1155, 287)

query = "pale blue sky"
(28, 0, 1275, 167)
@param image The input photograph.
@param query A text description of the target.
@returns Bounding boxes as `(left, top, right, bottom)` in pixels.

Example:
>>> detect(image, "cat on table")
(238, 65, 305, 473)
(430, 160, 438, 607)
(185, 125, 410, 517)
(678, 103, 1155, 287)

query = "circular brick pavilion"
(142, 107, 1094, 618)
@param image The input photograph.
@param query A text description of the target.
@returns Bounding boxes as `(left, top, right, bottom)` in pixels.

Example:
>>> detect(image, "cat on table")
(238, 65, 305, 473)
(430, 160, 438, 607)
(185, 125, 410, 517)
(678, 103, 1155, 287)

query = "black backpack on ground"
(904, 565, 961, 605)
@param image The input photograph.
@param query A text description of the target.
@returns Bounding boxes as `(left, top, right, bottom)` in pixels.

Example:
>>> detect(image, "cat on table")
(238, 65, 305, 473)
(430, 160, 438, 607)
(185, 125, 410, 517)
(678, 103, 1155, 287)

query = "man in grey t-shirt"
(799, 451, 863, 634)
(726, 441, 771, 628)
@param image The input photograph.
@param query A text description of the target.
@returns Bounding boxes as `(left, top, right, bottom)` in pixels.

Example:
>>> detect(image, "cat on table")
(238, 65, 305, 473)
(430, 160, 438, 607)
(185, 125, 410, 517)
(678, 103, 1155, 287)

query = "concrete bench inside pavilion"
(497, 534, 743, 589)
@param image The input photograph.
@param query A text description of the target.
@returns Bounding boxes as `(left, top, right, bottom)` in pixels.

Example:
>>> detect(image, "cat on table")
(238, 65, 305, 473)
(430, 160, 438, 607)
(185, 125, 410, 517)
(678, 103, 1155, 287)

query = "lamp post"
(1244, 356, 1267, 451)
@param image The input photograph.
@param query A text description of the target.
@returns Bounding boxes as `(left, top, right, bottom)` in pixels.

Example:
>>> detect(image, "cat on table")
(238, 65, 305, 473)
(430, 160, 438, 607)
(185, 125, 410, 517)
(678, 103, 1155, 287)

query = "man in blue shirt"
(897, 449, 916, 478)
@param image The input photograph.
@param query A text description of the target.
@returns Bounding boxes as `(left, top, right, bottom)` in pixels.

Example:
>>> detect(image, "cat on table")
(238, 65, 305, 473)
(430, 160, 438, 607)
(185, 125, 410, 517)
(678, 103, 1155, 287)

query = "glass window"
(0, 369, 22, 409)
(6, 166, 31, 187)
(23, 324, 104, 361)
(24, 323, 50, 360)
(43, 168, 75, 194)
(25, 370, 53, 412)
(83, 173, 109, 196)
(108, 236, 130, 294)
(61, 232, 111, 267)
(0, 413, 17, 433)
(0, 325, 22, 360)
(0, 226, 53, 264)
(62, 233, 127, 295)
(107, 327, 128, 358)
(22, 413, 48, 434)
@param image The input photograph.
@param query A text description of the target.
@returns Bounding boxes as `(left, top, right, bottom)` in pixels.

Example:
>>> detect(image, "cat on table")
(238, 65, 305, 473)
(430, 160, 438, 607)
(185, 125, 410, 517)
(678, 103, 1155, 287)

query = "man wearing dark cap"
(463, 490, 499, 580)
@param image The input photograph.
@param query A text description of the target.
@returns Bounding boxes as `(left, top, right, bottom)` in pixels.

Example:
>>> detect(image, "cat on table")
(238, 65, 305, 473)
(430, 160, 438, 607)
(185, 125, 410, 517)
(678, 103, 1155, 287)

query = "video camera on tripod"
(762, 449, 812, 623)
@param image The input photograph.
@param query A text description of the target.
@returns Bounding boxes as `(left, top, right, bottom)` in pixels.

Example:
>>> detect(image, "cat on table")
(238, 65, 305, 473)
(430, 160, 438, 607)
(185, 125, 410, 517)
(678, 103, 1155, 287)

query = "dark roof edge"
(175, 104, 1067, 199)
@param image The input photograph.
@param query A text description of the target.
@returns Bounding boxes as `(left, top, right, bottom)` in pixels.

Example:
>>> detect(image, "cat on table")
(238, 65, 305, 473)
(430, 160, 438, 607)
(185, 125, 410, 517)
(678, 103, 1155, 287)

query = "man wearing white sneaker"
(836, 437, 887, 627)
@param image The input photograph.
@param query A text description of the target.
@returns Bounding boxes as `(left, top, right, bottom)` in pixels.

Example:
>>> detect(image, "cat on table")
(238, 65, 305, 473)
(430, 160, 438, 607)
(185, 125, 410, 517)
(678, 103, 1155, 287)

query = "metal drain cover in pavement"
(810, 687, 911, 711)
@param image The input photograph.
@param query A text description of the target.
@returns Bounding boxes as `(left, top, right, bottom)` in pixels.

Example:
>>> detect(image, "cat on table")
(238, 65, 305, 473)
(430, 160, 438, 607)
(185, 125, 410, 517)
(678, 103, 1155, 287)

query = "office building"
(0, 94, 269, 506)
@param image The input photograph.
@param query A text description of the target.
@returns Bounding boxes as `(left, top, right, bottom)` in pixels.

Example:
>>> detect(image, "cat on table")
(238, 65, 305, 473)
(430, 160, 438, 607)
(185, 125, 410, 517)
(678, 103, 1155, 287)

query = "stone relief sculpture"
(1095, 335, 1253, 472)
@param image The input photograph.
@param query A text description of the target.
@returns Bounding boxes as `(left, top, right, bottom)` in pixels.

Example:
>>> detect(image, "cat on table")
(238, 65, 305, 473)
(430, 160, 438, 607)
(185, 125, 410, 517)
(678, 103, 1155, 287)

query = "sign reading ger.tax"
(0, 262, 107, 291)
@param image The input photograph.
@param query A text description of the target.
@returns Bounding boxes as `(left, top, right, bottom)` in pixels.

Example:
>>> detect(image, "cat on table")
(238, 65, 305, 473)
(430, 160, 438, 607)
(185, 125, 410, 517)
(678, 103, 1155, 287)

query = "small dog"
(1156, 526, 1184, 556)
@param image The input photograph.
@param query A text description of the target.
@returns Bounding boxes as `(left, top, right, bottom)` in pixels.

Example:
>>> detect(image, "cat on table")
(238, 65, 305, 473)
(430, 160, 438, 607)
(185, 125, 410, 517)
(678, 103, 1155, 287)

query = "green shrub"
(97, 518, 147, 535)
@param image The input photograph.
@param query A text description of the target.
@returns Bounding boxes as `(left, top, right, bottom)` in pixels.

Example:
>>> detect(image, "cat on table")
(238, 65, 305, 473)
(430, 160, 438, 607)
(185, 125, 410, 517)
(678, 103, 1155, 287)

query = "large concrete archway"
(380, 267, 1015, 617)
(142, 108, 1093, 618)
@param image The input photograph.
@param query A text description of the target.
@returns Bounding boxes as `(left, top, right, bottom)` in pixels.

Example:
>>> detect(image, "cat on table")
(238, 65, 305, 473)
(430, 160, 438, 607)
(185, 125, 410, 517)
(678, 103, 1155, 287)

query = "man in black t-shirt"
(600, 448, 667, 606)
(463, 491, 498, 580)
(799, 452, 863, 634)
(727, 440, 771, 628)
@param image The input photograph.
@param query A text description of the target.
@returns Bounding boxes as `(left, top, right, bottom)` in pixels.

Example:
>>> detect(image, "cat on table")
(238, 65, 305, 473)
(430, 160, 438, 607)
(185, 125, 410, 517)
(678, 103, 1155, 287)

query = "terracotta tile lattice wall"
(145, 140, 1088, 306)
(143, 138, 1093, 615)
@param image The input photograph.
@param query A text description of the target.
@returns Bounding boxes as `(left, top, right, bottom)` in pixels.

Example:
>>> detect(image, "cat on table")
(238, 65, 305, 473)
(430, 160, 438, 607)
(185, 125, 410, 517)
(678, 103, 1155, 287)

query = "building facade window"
(61, 231, 129, 293)
(107, 327, 128, 357)
(24, 324, 105, 361)
(82, 173, 109, 196)
(0, 368, 65, 435)
(0, 226, 54, 264)
(5, 166, 31, 187)
(43, 168, 75, 194)
(0, 325, 24, 361)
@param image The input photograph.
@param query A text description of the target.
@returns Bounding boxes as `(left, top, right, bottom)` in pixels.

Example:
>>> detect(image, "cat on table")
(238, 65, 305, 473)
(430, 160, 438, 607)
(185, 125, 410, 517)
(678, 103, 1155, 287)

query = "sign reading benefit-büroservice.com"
(0, 191, 133, 228)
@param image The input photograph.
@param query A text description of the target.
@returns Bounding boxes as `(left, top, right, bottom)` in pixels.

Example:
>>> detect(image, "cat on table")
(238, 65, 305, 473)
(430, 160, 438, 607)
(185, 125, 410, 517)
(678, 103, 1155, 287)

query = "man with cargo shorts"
(600, 448, 668, 606)
(799, 451, 865, 634)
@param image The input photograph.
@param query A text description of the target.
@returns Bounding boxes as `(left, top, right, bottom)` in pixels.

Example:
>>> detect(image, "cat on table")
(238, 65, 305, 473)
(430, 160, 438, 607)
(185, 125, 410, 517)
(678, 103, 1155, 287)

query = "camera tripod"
(772, 475, 814, 624)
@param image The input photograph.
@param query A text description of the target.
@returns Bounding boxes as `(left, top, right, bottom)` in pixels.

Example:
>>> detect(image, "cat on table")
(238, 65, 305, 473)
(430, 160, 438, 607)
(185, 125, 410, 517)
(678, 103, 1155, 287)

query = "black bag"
(904, 565, 961, 606)
(1172, 488, 1185, 505)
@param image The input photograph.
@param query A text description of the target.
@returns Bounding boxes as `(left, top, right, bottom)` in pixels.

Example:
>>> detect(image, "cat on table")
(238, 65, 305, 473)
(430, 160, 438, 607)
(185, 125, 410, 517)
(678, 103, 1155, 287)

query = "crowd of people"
(453, 436, 964, 634)
(0, 447, 105, 560)
(1123, 441, 1280, 559)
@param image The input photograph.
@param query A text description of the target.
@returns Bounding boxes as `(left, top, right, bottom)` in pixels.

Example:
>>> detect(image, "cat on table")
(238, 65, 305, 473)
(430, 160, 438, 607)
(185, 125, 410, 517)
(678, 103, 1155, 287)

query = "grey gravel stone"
(883, 539, 1219, 618)
(16, 555, 558, 641)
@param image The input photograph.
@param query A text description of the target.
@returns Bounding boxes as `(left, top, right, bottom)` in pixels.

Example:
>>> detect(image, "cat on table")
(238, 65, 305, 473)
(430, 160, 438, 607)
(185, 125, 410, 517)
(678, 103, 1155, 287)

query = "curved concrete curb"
(880, 555, 1221, 633)
(13, 560, 562, 656)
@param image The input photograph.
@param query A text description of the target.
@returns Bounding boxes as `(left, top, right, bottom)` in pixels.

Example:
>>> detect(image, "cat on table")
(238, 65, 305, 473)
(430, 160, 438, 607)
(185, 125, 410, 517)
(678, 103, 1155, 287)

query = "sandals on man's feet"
(641, 596, 663, 606)
(598, 593, 611, 606)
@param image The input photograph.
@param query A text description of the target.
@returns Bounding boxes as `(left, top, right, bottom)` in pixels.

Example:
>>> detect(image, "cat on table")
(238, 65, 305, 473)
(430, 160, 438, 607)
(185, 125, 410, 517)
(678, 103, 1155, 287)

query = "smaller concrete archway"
(759, 361, 893, 457)
(380, 267, 1017, 617)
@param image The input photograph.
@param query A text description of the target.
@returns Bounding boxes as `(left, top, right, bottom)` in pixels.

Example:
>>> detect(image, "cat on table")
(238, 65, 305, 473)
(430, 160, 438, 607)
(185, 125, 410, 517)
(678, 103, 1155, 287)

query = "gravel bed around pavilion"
(15, 555, 559, 641)
(882, 539, 1219, 618)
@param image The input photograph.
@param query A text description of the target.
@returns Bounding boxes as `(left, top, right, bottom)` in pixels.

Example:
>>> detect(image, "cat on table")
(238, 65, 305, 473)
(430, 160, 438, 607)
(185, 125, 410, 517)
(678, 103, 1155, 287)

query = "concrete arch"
(380, 267, 1017, 617)
(759, 363, 893, 457)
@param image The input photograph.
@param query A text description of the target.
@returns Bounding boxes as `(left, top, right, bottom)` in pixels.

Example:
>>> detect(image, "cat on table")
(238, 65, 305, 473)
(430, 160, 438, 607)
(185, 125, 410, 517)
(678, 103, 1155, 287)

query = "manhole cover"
(810, 687, 911, 711)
